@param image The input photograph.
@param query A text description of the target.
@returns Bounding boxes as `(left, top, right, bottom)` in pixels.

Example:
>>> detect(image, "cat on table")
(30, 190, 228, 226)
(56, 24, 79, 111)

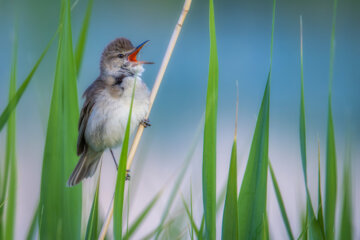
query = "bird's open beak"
(128, 40, 154, 64)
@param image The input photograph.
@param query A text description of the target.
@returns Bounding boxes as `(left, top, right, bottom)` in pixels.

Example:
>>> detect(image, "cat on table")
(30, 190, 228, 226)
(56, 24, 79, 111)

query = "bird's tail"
(67, 148, 103, 187)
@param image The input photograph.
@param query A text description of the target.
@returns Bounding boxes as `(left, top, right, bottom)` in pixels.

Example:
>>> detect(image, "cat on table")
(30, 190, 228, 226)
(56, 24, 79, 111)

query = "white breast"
(85, 77, 150, 151)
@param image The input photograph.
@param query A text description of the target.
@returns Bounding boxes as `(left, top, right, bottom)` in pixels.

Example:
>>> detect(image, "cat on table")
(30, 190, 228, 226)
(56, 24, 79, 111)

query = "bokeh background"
(0, 0, 359, 239)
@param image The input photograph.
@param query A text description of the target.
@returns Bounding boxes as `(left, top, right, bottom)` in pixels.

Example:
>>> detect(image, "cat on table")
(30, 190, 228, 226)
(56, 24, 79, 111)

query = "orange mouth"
(128, 40, 153, 64)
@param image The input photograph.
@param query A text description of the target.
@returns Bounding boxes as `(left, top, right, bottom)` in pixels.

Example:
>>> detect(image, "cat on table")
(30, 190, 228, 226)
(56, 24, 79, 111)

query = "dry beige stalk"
(126, 0, 192, 171)
(98, 0, 192, 239)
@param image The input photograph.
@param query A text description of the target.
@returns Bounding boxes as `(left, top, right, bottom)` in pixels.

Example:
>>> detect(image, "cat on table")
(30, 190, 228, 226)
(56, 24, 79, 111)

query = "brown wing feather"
(77, 78, 106, 155)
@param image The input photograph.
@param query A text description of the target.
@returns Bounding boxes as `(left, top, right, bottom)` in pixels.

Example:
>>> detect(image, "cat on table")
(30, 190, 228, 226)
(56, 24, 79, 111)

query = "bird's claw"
(126, 169, 131, 181)
(140, 118, 151, 128)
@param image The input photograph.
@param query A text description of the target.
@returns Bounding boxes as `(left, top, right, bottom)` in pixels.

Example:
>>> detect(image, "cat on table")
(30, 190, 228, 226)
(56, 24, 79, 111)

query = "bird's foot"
(140, 118, 151, 128)
(126, 169, 131, 181)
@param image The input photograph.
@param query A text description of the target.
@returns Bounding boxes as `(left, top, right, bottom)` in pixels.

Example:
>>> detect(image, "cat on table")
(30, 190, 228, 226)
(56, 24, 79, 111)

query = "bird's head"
(100, 38, 153, 77)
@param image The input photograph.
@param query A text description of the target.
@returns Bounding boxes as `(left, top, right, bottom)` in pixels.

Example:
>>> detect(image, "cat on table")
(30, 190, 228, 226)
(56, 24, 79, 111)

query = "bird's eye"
(118, 54, 125, 58)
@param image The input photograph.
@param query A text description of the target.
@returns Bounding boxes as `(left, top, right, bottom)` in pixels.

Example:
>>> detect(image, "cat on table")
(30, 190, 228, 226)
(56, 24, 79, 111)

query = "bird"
(67, 38, 153, 187)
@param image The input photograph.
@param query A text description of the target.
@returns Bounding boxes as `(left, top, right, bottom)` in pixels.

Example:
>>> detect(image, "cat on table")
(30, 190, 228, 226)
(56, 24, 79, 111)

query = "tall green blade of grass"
(190, 184, 233, 239)
(299, 16, 323, 240)
(221, 92, 239, 240)
(26, 203, 39, 240)
(298, 212, 308, 240)
(113, 81, 136, 240)
(202, 0, 218, 239)
(123, 191, 162, 240)
(190, 183, 194, 240)
(0, 30, 58, 133)
(85, 174, 100, 240)
(182, 196, 201, 239)
(299, 16, 308, 188)
(317, 140, 325, 235)
(140, 218, 177, 240)
(324, 47, 337, 240)
(261, 214, 269, 240)
(154, 116, 203, 239)
(62, 0, 82, 236)
(221, 139, 238, 240)
(198, 183, 227, 238)
(268, 162, 294, 240)
(2, 32, 18, 240)
(237, 1, 274, 237)
(325, 0, 338, 239)
(39, 0, 82, 238)
(338, 143, 352, 240)
(125, 117, 202, 239)
(75, 0, 94, 74)
(237, 77, 270, 239)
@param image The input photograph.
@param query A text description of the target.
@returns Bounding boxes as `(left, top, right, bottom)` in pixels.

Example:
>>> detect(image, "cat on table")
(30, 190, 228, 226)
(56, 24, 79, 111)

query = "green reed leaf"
(3, 31, 18, 240)
(317, 140, 325, 236)
(202, 0, 219, 239)
(338, 143, 352, 240)
(75, 0, 94, 74)
(123, 191, 162, 240)
(262, 214, 269, 240)
(222, 140, 238, 240)
(154, 115, 203, 239)
(237, 0, 275, 237)
(26, 203, 39, 240)
(269, 161, 294, 240)
(299, 16, 323, 239)
(324, 0, 338, 239)
(113, 80, 136, 240)
(182, 196, 201, 239)
(237, 72, 270, 239)
(0, 30, 58, 133)
(85, 174, 100, 240)
(39, 0, 82, 238)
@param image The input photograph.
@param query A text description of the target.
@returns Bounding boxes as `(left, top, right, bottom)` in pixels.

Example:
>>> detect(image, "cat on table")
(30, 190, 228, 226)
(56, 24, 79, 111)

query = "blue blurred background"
(0, 0, 359, 238)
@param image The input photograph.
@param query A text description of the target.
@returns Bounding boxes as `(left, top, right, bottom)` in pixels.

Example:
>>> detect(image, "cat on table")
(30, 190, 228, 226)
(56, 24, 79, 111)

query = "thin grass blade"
(113, 80, 136, 240)
(140, 218, 176, 240)
(85, 174, 101, 240)
(3, 32, 18, 240)
(324, 85, 337, 240)
(221, 83, 239, 240)
(317, 140, 325, 235)
(123, 191, 162, 240)
(182, 196, 201, 238)
(338, 143, 352, 240)
(26, 203, 39, 240)
(154, 115, 203, 239)
(190, 182, 194, 240)
(261, 214, 269, 240)
(324, 0, 338, 239)
(298, 17, 322, 239)
(0, 30, 58, 133)
(237, 1, 274, 238)
(74, 0, 94, 74)
(222, 140, 238, 239)
(298, 211, 308, 240)
(269, 162, 294, 240)
(237, 73, 270, 239)
(202, 0, 219, 239)
(199, 182, 226, 238)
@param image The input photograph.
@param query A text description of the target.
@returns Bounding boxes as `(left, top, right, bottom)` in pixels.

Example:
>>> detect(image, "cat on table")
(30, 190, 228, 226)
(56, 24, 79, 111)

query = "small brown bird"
(67, 38, 152, 187)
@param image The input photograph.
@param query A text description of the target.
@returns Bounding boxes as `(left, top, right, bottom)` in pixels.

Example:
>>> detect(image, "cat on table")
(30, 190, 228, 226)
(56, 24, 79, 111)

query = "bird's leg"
(140, 118, 151, 128)
(111, 149, 131, 181)
(110, 149, 118, 170)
